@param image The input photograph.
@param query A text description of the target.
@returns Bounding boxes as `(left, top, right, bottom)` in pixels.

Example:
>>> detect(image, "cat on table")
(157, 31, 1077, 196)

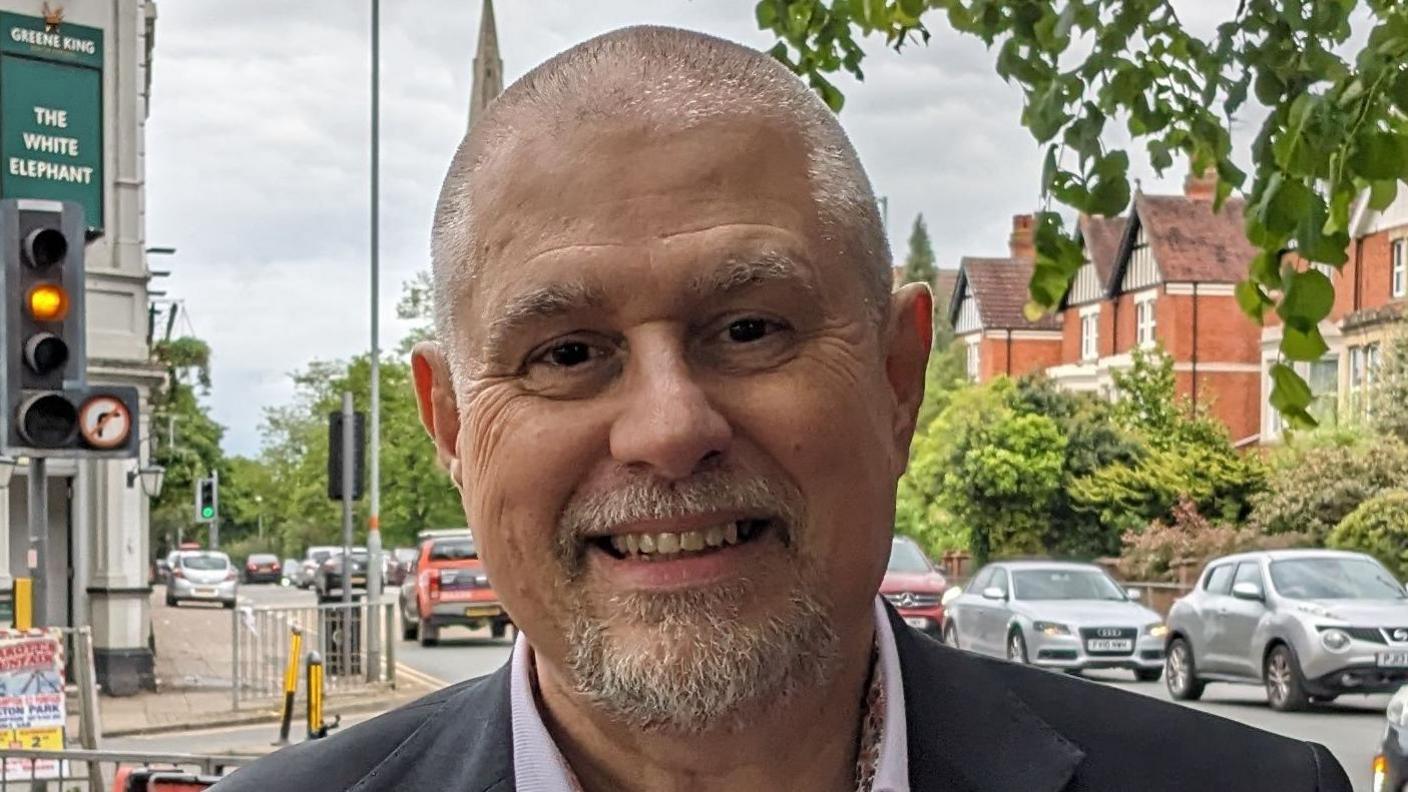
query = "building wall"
(1177, 369, 1262, 444)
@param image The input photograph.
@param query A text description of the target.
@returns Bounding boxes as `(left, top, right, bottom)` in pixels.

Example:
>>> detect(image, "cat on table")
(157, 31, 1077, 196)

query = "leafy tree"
(1251, 431, 1408, 542)
(148, 337, 226, 553)
(1369, 321, 1408, 443)
(1329, 490, 1408, 580)
(901, 213, 937, 285)
(256, 355, 464, 557)
(1119, 498, 1309, 583)
(933, 380, 1068, 564)
(756, 0, 1408, 423)
(1111, 346, 1228, 452)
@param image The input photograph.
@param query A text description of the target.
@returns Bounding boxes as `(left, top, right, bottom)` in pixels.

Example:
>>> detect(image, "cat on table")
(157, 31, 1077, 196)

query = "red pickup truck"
(398, 530, 513, 647)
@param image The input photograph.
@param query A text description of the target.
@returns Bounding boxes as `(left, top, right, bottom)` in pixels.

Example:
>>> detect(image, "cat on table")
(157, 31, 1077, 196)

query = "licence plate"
(351, 576, 366, 586)
(1086, 639, 1132, 652)
(195, 588, 217, 597)
(904, 617, 930, 629)
(1378, 651, 1408, 667)
(464, 605, 501, 618)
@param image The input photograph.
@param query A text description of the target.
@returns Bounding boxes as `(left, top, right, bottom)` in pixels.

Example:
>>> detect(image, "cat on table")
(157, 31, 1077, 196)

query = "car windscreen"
(1012, 569, 1126, 601)
(180, 553, 228, 571)
(887, 540, 930, 574)
(310, 550, 332, 563)
(249, 554, 277, 564)
(430, 538, 477, 561)
(1269, 558, 1405, 600)
(395, 548, 419, 563)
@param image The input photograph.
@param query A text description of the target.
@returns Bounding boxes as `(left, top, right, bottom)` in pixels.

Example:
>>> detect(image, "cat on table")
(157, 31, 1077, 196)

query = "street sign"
(0, 12, 104, 232)
(328, 409, 366, 501)
(76, 394, 131, 450)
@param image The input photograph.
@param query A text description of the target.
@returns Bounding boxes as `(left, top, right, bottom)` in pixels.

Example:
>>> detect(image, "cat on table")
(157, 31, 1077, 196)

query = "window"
(1204, 564, 1234, 594)
(1080, 309, 1099, 361)
(990, 569, 1010, 597)
(1135, 295, 1157, 348)
(1394, 238, 1407, 299)
(969, 567, 994, 592)
(965, 339, 981, 381)
(1349, 343, 1383, 419)
(1308, 355, 1339, 425)
(1233, 562, 1264, 591)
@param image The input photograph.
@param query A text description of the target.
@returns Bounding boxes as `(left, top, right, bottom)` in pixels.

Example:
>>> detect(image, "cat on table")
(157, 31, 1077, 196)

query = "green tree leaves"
(755, 0, 1408, 429)
(900, 213, 938, 284)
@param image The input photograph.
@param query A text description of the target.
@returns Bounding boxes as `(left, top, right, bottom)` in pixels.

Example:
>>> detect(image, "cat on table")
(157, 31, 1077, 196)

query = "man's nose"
(609, 344, 732, 480)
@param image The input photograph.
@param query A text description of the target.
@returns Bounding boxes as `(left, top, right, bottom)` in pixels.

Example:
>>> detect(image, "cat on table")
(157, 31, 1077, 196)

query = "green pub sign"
(0, 11, 103, 230)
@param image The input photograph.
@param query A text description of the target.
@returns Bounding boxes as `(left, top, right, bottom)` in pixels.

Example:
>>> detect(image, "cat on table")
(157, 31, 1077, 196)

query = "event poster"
(0, 630, 66, 780)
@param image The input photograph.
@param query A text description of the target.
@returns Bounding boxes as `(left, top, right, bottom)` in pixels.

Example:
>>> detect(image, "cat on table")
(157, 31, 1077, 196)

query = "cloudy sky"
(147, 0, 1215, 457)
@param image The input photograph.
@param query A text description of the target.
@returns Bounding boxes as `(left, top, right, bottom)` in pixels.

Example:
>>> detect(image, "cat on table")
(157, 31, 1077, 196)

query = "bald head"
(430, 25, 891, 380)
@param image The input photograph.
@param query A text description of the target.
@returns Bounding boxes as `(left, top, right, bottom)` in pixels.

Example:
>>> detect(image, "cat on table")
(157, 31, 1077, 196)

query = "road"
(132, 585, 1387, 789)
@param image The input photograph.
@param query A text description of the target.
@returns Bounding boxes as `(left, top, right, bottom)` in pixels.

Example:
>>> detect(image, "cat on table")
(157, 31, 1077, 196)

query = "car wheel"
(418, 618, 438, 647)
(165, 593, 177, 608)
(401, 609, 419, 641)
(222, 600, 236, 610)
(1007, 630, 1029, 664)
(1135, 667, 1163, 683)
(1310, 694, 1339, 704)
(942, 620, 960, 649)
(491, 621, 507, 640)
(1264, 644, 1309, 712)
(1165, 637, 1205, 701)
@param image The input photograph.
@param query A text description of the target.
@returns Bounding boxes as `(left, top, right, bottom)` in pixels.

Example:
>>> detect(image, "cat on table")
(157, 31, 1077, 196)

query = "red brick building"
(948, 216, 1063, 381)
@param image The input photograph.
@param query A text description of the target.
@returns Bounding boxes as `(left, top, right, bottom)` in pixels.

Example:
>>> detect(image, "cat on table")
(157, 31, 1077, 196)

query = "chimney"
(1008, 214, 1035, 262)
(1184, 165, 1217, 202)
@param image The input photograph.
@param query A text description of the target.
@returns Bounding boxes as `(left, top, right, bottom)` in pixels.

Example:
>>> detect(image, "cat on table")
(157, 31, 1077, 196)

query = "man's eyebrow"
(483, 281, 606, 354)
(689, 252, 817, 298)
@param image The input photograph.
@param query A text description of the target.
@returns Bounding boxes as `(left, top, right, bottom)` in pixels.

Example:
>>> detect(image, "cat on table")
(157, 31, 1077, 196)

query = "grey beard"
(563, 573, 839, 734)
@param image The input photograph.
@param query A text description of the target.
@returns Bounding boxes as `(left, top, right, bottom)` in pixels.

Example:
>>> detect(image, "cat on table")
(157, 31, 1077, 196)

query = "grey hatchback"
(1165, 549, 1408, 712)
(943, 560, 1167, 680)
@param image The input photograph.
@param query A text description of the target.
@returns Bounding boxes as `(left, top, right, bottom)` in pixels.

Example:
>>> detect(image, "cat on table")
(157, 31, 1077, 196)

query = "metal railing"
(0, 748, 254, 791)
(231, 599, 396, 709)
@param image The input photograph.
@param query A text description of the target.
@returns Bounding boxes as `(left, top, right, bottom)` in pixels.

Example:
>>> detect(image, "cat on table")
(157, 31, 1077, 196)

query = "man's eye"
(542, 341, 597, 367)
(726, 318, 781, 343)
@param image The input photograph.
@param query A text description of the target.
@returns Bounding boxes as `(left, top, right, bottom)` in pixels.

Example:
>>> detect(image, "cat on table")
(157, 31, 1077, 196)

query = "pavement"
(95, 583, 437, 740)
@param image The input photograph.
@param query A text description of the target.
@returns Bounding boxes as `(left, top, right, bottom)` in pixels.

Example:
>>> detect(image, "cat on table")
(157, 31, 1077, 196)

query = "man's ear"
(411, 341, 463, 481)
(884, 282, 933, 472)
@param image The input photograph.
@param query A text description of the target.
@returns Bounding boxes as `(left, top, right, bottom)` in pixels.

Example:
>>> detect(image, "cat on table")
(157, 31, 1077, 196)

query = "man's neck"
(534, 623, 876, 792)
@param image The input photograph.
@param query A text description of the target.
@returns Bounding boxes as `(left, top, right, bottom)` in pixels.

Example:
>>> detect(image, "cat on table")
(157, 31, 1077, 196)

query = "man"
(217, 26, 1350, 792)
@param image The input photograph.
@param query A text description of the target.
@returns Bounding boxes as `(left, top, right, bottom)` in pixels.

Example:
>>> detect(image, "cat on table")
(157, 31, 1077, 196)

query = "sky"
(146, 0, 1216, 457)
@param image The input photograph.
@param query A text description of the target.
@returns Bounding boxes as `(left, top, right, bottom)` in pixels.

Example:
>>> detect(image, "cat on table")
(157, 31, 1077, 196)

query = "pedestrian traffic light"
(0, 199, 140, 458)
(196, 476, 217, 523)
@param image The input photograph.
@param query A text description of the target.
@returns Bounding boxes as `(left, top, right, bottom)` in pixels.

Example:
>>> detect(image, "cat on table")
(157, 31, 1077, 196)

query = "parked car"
(152, 557, 171, 585)
(166, 550, 238, 608)
(315, 547, 370, 600)
(242, 553, 282, 584)
(400, 531, 511, 647)
(1376, 685, 1408, 792)
(944, 560, 1166, 681)
(1165, 548, 1408, 712)
(293, 546, 337, 589)
(385, 547, 419, 587)
(281, 557, 300, 585)
(879, 536, 947, 637)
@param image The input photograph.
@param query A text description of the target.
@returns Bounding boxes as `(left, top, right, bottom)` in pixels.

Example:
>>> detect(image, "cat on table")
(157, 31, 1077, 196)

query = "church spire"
(468, 0, 503, 131)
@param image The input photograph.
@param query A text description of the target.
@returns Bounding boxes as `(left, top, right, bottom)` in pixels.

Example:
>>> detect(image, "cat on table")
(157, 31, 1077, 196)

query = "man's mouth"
(591, 518, 774, 561)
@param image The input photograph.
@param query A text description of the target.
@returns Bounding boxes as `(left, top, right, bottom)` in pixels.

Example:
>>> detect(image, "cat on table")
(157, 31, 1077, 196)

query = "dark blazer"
(214, 607, 1352, 791)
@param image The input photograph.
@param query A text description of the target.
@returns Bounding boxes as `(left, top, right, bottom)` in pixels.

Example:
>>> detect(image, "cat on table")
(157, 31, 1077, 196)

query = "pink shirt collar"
(509, 596, 910, 791)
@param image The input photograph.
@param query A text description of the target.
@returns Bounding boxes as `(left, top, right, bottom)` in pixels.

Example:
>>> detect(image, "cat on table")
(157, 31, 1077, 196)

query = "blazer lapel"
(888, 605, 1085, 792)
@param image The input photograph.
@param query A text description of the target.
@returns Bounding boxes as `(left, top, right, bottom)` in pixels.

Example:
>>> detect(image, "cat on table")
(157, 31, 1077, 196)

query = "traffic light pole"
(27, 457, 46, 626)
(365, 0, 383, 684)
(208, 468, 220, 549)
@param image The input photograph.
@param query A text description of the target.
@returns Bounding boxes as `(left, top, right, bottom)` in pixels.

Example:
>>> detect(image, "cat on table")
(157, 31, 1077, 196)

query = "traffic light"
(195, 476, 217, 523)
(0, 199, 139, 457)
(327, 410, 366, 501)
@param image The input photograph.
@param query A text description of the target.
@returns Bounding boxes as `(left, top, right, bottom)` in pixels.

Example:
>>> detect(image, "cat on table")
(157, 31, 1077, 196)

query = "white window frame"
(1134, 292, 1157, 348)
(1393, 238, 1406, 299)
(1079, 306, 1100, 362)
(965, 338, 981, 381)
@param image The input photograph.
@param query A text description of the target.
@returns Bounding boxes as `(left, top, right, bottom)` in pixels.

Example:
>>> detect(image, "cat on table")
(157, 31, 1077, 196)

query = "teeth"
(680, 531, 704, 551)
(638, 534, 656, 554)
(612, 536, 628, 555)
(704, 526, 724, 547)
(723, 523, 739, 545)
(626, 534, 639, 554)
(656, 533, 680, 554)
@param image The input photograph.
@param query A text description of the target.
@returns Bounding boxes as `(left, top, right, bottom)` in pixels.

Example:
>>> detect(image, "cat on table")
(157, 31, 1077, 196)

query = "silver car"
(944, 560, 1167, 680)
(165, 550, 238, 608)
(1165, 548, 1408, 712)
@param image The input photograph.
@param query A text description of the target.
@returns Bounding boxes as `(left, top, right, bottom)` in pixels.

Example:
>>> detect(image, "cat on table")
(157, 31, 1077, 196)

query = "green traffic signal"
(201, 506, 214, 519)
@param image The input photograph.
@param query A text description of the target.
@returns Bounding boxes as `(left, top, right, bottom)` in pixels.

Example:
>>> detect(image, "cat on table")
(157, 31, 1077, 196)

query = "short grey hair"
(430, 25, 891, 382)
